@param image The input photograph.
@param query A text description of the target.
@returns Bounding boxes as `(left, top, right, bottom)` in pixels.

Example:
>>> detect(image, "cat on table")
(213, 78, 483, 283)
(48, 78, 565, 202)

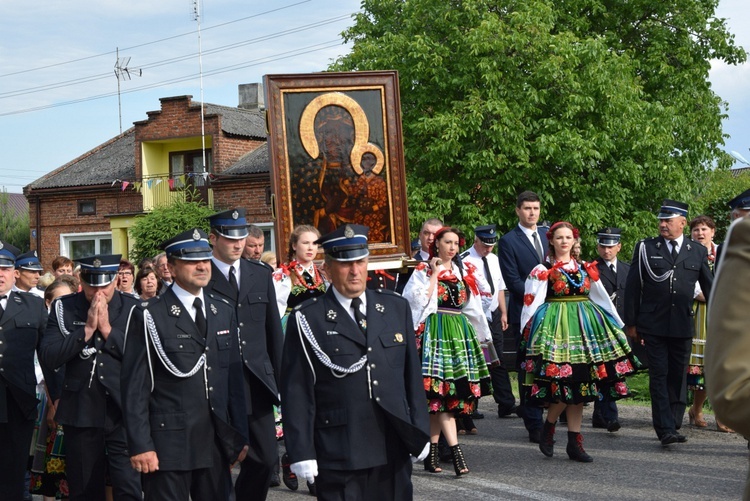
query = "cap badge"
(375, 303, 385, 313)
(489, 229, 495, 235)
(344, 225, 354, 238)
(192, 229, 201, 241)
(33, 250, 38, 257)
(327, 309, 337, 320)
(93, 258, 102, 268)
(210, 303, 218, 315)
(232, 210, 239, 220)
(170, 304, 181, 316)
(141, 302, 149, 307)
(394, 333, 404, 343)
(0, 242, 4, 250)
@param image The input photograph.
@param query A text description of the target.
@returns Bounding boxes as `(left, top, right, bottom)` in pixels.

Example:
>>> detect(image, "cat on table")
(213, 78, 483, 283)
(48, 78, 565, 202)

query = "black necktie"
(0, 294, 6, 318)
(350, 296, 367, 335)
(482, 256, 495, 295)
(610, 263, 616, 276)
(532, 232, 544, 262)
(670, 240, 679, 261)
(228, 266, 239, 300)
(193, 297, 207, 336)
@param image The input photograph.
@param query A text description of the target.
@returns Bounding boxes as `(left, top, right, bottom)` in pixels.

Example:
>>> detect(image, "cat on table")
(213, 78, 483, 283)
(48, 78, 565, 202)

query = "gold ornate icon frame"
(264, 71, 411, 264)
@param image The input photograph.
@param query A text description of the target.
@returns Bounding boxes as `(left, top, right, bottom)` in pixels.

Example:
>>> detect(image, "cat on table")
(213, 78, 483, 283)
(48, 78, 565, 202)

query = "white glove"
(290, 459, 318, 484)
(411, 442, 431, 463)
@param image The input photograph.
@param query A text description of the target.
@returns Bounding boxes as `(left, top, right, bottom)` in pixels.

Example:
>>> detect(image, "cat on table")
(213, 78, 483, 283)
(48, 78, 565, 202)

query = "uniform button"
(242, 341, 247, 345)
(0, 354, 3, 358)
(179, 344, 183, 349)
(160, 423, 165, 428)
(99, 375, 104, 379)
(370, 363, 376, 369)
(375, 397, 380, 402)
(205, 347, 210, 352)
(372, 380, 378, 386)
(324, 419, 329, 424)
(0, 368, 4, 372)
(99, 362, 104, 367)
(367, 347, 372, 352)
(97, 336, 102, 342)
(209, 387, 214, 392)
(239, 322, 244, 327)
(238, 304, 242, 308)
(0, 340, 3, 344)
(98, 350, 102, 354)
(334, 348, 339, 353)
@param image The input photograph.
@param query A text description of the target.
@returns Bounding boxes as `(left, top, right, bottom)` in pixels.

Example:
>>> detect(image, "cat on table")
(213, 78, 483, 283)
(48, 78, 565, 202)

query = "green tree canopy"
(331, 0, 746, 252)
(0, 188, 30, 251)
(128, 194, 214, 265)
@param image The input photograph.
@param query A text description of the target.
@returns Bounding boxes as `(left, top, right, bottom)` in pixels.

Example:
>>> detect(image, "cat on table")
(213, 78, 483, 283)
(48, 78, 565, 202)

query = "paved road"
(263, 399, 749, 500)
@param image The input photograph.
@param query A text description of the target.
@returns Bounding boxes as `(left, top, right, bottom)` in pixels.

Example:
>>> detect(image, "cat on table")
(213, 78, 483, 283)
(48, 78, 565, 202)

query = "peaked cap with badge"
(0, 239, 20, 268)
(78, 254, 121, 287)
(208, 208, 249, 239)
(657, 199, 688, 220)
(15, 250, 43, 271)
(728, 188, 750, 211)
(596, 227, 622, 247)
(316, 224, 370, 262)
(161, 228, 213, 261)
(474, 224, 498, 245)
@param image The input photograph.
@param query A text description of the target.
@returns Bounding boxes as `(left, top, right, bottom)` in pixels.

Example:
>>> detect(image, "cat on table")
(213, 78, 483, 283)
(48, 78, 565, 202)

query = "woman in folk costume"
(520, 221, 640, 462)
(403, 226, 492, 477)
(273, 225, 328, 329)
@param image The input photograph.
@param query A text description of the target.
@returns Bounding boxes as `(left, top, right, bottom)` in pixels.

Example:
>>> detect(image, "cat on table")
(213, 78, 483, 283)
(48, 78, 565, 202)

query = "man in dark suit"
(204, 208, 283, 500)
(592, 227, 630, 432)
(282, 224, 430, 500)
(624, 199, 713, 446)
(498, 190, 548, 442)
(40, 254, 142, 500)
(0, 242, 48, 501)
(122, 229, 249, 500)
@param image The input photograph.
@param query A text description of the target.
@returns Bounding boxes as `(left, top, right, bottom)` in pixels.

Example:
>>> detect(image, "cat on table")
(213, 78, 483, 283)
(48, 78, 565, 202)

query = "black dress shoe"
(529, 428, 542, 444)
(676, 433, 687, 443)
(498, 405, 518, 418)
(660, 433, 679, 446)
(591, 416, 608, 429)
(606, 420, 621, 432)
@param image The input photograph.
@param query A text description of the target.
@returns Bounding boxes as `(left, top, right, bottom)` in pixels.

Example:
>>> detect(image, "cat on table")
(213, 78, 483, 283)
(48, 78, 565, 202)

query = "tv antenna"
(114, 47, 142, 134)
(193, 0, 208, 182)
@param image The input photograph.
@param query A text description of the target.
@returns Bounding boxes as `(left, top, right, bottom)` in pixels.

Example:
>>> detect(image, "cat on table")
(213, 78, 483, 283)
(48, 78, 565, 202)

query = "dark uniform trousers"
(489, 309, 515, 412)
(499, 226, 548, 434)
(121, 290, 248, 501)
(624, 236, 713, 438)
(205, 259, 284, 501)
(0, 291, 47, 501)
(593, 258, 631, 424)
(281, 289, 429, 501)
(40, 291, 141, 501)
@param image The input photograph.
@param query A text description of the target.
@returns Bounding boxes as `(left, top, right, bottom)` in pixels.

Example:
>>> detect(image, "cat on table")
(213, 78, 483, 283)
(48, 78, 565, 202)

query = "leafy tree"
(692, 168, 750, 242)
(331, 0, 746, 253)
(0, 188, 30, 251)
(128, 192, 214, 265)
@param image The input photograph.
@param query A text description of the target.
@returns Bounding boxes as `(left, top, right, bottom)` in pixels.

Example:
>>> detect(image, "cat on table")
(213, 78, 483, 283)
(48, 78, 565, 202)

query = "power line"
(0, 39, 345, 117)
(0, 13, 352, 101)
(0, 0, 312, 79)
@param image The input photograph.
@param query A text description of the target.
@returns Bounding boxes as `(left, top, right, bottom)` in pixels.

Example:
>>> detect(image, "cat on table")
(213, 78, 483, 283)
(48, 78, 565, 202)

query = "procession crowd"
(1, 187, 750, 501)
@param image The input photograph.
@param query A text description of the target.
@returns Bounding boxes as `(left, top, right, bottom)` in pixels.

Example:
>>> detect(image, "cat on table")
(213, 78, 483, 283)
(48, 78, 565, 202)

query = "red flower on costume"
(531, 384, 541, 396)
(559, 364, 573, 378)
(615, 360, 631, 375)
(423, 378, 431, 392)
(596, 364, 608, 379)
(525, 360, 535, 372)
(545, 363, 560, 377)
(614, 382, 628, 395)
(530, 267, 549, 281)
(553, 280, 567, 293)
(524, 293, 535, 306)
(415, 262, 427, 272)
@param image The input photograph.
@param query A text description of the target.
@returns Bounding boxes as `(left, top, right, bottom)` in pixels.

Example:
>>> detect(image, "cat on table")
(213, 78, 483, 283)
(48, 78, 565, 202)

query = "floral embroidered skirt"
(521, 297, 640, 405)
(687, 300, 707, 390)
(30, 395, 68, 498)
(420, 309, 492, 414)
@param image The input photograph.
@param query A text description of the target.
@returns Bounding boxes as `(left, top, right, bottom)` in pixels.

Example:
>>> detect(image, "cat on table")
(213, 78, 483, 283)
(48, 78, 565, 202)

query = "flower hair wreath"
(546, 221, 580, 241)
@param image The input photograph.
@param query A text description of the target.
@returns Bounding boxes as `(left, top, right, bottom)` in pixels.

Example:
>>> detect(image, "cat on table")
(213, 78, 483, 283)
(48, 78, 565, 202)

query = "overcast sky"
(1, 0, 748, 194)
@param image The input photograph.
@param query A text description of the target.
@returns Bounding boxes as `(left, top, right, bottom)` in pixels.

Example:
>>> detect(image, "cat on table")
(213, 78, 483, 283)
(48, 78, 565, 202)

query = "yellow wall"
(109, 214, 138, 262)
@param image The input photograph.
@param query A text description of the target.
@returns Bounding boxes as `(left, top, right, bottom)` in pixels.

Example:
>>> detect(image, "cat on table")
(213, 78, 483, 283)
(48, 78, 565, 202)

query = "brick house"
(24, 84, 274, 271)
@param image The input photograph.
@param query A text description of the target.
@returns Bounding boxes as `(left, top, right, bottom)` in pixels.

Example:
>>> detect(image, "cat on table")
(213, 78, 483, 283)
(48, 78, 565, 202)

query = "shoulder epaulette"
(459, 250, 470, 259)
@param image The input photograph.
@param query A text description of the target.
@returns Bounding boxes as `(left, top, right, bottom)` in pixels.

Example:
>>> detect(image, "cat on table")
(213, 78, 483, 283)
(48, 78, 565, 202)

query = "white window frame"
(59, 231, 113, 259)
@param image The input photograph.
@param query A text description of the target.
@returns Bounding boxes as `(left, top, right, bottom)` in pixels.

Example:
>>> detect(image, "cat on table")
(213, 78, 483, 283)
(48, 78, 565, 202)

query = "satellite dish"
(730, 150, 750, 165)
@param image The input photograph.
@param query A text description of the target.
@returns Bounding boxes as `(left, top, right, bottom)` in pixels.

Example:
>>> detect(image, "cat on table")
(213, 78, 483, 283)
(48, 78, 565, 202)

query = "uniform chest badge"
(685, 243, 691, 251)
(327, 309, 337, 320)
(655, 242, 661, 249)
(170, 304, 181, 316)
(375, 303, 385, 313)
(394, 333, 404, 343)
(210, 304, 218, 315)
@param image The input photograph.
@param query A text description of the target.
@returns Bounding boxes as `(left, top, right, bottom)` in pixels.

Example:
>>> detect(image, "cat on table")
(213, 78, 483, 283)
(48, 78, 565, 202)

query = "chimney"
(238, 83, 265, 110)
